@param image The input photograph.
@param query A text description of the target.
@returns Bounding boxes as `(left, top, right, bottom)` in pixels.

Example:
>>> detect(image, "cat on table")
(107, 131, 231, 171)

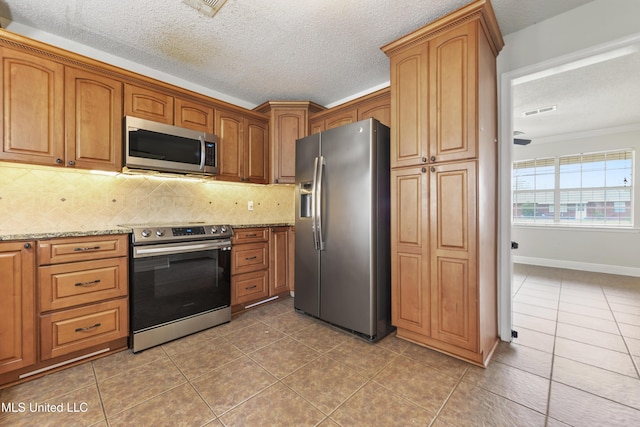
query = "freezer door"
(294, 133, 321, 316)
(319, 120, 377, 336)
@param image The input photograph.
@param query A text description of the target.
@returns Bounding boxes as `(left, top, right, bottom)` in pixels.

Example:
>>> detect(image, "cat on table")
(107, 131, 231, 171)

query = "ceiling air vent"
(522, 105, 557, 117)
(183, 0, 227, 17)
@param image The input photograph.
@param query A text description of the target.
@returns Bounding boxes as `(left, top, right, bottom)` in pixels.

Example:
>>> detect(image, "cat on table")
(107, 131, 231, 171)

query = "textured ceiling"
(0, 0, 594, 109)
(513, 49, 640, 142)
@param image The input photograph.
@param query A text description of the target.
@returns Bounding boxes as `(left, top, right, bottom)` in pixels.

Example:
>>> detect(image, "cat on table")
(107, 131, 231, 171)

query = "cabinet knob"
(430, 167, 436, 172)
(421, 167, 427, 173)
(68, 160, 75, 166)
(56, 158, 63, 164)
(430, 156, 436, 162)
(24, 243, 31, 249)
(421, 157, 427, 163)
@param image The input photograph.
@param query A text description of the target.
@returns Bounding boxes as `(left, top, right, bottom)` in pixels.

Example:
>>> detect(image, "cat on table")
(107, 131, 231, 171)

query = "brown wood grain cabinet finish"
(0, 241, 36, 375)
(65, 67, 123, 171)
(175, 98, 215, 133)
(124, 84, 174, 124)
(0, 47, 65, 166)
(270, 227, 289, 296)
(383, 0, 503, 367)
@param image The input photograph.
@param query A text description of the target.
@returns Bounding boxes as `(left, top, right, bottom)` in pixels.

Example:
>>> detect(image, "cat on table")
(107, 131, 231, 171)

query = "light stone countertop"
(0, 223, 294, 241)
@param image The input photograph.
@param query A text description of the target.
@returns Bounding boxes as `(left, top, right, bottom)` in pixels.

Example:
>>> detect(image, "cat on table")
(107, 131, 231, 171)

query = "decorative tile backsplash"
(0, 162, 295, 234)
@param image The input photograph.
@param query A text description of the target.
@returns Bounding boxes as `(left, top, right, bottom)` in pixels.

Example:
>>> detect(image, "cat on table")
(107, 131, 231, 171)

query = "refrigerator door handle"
(316, 155, 326, 250)
(311, 156, 319, 250)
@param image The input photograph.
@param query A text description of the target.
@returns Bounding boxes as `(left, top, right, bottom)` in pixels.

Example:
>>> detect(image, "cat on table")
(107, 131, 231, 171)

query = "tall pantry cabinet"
(382, 0, 504, 367)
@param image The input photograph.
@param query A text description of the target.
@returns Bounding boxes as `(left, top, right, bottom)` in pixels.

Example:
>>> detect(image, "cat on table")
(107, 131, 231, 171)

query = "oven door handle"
(133, 241, 231, 258)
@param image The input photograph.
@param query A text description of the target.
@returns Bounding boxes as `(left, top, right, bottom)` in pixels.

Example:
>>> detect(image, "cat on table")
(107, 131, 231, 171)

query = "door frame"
(497, 32, 640, 342)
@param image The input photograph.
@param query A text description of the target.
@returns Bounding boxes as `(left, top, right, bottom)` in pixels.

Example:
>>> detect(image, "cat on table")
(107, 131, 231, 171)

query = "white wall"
(496, 0, 640, 339)
(498, 0, 640, 277)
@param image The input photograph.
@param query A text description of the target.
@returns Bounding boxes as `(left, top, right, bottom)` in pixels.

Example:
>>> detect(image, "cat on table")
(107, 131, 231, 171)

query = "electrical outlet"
(248, 200, 254, 211)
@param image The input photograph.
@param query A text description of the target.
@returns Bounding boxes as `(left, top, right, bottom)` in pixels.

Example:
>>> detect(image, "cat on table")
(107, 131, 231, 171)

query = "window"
(513, 149, 633, 226)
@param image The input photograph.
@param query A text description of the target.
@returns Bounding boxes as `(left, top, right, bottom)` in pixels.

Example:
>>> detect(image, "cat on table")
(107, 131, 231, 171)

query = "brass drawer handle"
(245, 256, 258, 260)
(75, 323, 101, 332)
(245, 285, 257, 290)
(75, 279, 101, 287)
(245, 233, 258, 237)
(73, 246, 101, 252)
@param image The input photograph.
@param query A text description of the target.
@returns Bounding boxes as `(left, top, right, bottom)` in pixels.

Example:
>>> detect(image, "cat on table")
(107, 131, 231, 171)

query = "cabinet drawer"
(232, 242, 269, 274)
(40, 298, 128, 361)
(38, 235, 128, 265)
(232, 228, 268, 244)
(39, 258, 128, 312)
(233, 270, 269, 304)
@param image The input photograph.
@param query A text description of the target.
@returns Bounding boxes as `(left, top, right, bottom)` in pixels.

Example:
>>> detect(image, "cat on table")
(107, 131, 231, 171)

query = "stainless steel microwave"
(124, 116, 218, 175)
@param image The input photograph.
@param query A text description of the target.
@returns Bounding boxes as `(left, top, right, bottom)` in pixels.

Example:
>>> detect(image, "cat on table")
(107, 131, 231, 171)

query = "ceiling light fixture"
(182, 0, 227, 17)
(522, 105, 557, 118)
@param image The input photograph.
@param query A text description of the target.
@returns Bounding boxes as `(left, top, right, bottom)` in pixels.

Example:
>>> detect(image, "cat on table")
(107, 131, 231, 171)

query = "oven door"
(130, 240, 231, 332)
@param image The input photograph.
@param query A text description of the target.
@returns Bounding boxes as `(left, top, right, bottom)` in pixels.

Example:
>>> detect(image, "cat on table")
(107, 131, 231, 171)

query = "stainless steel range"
(125, 223, 233, 352)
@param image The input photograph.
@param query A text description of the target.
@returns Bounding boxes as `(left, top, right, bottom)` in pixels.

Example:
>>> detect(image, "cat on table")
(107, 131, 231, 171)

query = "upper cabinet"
(308, 88, 390, 135)
(124, 84, 174, 124)
(216, 107, 269, 184)
(0, 47, 122, 172)
(175, 98, 214, 133)
(0, 47, 65, 166)
(65, 67, 123, 171)
(255, 101, 324, 184)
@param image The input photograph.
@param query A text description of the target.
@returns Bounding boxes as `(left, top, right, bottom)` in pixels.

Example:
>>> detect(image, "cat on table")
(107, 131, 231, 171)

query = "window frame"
(512, 149, 634, 228)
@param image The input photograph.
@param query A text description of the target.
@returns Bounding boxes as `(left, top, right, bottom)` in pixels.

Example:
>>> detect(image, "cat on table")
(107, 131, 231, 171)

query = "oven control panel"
(128, 224, 233, 244)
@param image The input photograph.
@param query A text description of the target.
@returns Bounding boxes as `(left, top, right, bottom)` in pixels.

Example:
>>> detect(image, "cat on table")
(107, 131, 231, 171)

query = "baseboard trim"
(513, 256, 640, 277)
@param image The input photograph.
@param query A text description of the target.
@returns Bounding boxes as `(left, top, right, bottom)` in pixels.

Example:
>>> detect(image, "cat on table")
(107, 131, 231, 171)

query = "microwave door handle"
(199, 135, 206, 170)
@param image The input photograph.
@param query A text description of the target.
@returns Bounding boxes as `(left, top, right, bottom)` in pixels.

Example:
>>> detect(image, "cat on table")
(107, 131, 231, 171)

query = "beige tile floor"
(1, 264, 639, 426)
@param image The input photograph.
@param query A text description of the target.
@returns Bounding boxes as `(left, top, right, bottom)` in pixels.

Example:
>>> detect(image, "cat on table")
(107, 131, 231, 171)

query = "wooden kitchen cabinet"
(231, 226, 293, 311)
(270, 227, 290, 295)
(175, 98, 215, 132)
(65, 67, 123, 171)
(0, 47, 123, 171)
(309, 107, 357, 135)
(0, 46, 65, 166)
(216, 108, 269, 184)
(37, 234, 129, 361)
(0, 241, 36, 376)
(231, 227, 270, 308)
(382, 0, 503, 367)
(357, 90, 391, 128)
(124, 83, 174, 124)
(255, 101, 324, 184)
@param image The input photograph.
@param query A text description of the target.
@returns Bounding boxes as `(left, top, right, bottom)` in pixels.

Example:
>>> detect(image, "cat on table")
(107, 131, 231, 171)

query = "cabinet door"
(429, 22, 477, 163)
(270, 227, 289, 295)
(124, 84, 174, 124)
(309, 117, 324, 135)
(429, 160, 477, 351)
(389, 43, 428, 168)
(0, 48, 64, 166)
(324, 108, 357, 130)
(0, 241, 36, 375)
(390, 167, 430, 336)
(65, 67, 123, 171)
(175, 98, 214, 133)
(245, 118, 269, 184)
(216, 108, 244, 182)
(358, 93, 391, 128)
(273, 108, 307, 183)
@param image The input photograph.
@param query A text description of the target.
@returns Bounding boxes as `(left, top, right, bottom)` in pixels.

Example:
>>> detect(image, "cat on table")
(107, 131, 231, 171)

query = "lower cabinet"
(231, 226, 292, 312)
(0, 241, 36, 376)
(0, 235, 129, 388)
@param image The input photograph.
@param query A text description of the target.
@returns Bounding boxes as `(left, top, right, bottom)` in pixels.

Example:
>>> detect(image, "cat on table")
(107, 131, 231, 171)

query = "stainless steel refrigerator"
(294, 118, 394, 341)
